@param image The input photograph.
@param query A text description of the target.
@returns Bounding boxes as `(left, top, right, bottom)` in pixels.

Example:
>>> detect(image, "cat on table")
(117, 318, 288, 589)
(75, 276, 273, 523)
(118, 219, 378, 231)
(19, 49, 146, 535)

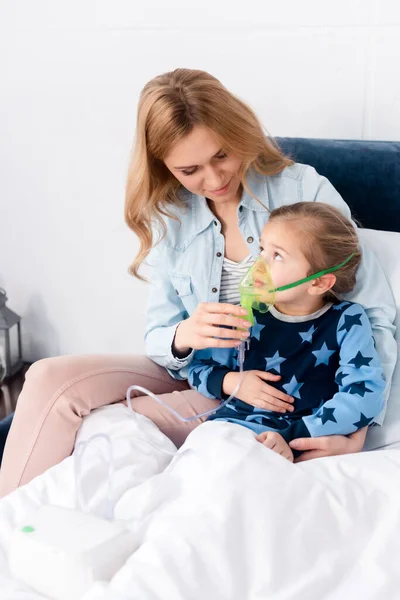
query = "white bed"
(1, 228, 400, 600)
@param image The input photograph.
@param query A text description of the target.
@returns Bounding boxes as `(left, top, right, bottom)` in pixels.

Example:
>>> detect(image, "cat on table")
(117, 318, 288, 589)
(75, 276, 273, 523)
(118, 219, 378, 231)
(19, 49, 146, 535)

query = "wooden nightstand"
(0, 363, 31, 420)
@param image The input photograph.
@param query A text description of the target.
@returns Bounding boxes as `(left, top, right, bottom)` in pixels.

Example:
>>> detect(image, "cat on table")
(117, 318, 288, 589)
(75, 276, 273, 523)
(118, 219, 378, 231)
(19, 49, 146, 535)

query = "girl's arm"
(300, 303, 385, 438)
(303, 165, 397, 424)
(187, 348, 235, 399)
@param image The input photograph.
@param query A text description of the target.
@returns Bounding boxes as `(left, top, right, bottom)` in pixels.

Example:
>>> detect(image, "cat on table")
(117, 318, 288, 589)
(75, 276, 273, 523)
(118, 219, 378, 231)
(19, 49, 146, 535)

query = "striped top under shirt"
(218, 254, 255, 305)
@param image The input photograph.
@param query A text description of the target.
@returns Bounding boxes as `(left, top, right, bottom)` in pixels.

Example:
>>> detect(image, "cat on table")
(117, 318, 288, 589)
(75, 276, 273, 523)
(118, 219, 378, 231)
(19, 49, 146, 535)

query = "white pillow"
(358, 228, 400, 451)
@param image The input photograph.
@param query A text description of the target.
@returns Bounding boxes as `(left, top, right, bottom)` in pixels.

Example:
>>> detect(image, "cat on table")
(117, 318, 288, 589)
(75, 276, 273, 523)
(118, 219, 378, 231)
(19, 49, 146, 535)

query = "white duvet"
(1, 404, 400, 600)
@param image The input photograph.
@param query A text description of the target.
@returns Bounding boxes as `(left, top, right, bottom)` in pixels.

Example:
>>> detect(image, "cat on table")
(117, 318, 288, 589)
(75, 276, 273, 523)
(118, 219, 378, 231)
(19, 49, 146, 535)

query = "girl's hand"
(223, 370, 295, 413)
(256, 431, 294, 462)
(289, 427, 368, 462)
(173, 302, 252, 354)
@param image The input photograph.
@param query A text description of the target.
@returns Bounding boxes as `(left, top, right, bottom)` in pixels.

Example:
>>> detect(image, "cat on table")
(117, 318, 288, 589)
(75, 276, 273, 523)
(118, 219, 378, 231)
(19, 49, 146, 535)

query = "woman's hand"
(223, 370, 295, 413)
(289, 427, 368, 462)
(173, 302, 252, 354)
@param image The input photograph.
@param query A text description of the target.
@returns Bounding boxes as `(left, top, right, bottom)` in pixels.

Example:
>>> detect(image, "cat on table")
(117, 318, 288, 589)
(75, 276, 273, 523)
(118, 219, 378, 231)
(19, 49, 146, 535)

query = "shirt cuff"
(171, 347, 195, 365)
(145, 322, 195, 375)
(170, 323, 195, 366)
(206, 367, 231, 399)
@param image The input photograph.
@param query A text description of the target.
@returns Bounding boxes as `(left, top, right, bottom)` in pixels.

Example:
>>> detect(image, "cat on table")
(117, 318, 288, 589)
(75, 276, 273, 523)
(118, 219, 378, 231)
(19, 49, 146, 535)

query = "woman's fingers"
(198, 302, 252, 333)
(200, 302, 249, 317)
(289, 437, 328, 462)
(198, 324, 248, 341)
(201, 337, 244, 349)
(289, 437, 326, 452)
(290, 428, 369, 462)
(201, 312, 252, 333)
(179, 302, 252, 352)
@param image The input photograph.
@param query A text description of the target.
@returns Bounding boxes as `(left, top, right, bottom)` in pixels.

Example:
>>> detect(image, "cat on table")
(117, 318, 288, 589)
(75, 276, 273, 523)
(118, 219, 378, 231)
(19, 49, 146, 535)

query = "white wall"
(0, 0, 399, 361)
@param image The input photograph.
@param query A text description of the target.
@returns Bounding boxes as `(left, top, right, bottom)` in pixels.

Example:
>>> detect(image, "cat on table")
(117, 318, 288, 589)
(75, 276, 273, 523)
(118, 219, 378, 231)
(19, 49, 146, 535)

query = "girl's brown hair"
(269, 202, 361, 301)
(125, 68, 293, 279)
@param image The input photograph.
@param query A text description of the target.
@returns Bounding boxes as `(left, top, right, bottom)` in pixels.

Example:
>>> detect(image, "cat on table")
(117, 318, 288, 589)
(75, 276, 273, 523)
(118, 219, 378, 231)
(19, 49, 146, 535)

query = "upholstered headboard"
(275, 137, 400, 233)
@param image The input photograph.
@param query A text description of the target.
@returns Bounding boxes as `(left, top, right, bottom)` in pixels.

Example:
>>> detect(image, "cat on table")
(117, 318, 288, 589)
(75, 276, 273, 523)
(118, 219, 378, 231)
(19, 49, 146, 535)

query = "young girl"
(188, 203, 385, 462)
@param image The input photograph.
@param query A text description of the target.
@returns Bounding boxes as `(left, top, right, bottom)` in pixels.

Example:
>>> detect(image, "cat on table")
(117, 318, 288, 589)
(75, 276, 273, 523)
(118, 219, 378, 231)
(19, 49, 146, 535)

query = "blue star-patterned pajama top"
(187, 301, 385, 441)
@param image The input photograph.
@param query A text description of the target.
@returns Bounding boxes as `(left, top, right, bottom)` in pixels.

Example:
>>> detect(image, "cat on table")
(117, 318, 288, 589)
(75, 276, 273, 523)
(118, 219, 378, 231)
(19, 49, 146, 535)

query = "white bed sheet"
(1, 404, 400, 600)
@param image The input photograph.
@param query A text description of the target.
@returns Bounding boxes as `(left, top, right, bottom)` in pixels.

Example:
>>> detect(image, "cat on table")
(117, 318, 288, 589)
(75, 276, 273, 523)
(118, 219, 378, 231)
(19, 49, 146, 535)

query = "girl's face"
(260, 219, 318, 311)
(164, 126, 243, 205)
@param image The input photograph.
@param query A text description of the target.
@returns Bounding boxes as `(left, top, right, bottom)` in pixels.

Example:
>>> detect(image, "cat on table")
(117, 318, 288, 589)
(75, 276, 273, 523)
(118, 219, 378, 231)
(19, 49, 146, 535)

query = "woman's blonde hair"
(125, 68, 293, 279)
(269, 202, 361, 301)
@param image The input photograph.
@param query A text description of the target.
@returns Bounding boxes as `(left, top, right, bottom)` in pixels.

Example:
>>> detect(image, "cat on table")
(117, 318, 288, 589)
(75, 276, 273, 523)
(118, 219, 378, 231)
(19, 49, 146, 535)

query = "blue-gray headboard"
(275, 137, 400, 233)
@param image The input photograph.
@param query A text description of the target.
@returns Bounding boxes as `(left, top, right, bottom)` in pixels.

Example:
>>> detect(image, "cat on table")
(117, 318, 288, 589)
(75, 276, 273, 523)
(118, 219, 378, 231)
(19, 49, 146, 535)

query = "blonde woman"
(0, 69, 396, 496)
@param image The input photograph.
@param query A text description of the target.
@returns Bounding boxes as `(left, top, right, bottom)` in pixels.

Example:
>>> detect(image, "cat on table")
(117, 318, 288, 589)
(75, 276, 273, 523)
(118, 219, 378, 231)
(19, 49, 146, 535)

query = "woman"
(0, 69, 396, 497)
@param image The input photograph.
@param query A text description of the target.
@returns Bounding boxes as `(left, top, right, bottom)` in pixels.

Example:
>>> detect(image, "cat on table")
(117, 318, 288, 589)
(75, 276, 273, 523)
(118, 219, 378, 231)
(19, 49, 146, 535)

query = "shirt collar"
(239, 169, 270, 213)
(269, 302, 333, 322)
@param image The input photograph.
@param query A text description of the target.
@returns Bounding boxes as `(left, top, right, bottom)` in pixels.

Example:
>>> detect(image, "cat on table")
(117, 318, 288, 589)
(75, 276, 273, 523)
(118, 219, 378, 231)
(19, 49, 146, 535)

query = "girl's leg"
(0, 355, 216, 497)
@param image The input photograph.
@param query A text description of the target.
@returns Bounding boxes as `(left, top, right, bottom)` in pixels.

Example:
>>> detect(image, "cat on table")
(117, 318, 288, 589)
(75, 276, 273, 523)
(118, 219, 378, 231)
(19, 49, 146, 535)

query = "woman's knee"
(22, 357, 72, 398)
(17, 354, 187, 413)
(17, 355, 117, 410)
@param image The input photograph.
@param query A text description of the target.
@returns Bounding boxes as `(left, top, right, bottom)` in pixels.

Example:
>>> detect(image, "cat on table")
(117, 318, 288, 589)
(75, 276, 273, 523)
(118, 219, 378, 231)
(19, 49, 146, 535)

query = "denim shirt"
(144, 163, 397, 424)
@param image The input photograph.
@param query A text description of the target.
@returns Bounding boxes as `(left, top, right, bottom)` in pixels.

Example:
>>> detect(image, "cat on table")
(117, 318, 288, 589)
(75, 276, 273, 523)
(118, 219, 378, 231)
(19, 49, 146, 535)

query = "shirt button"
(212, 287, 218, 293)
(239, 206, 243, 212)
(216, 252, 222, 257)
(175, 289, 179, 295)
(247, 236, 254, 244)
(214, 220, 218, 226)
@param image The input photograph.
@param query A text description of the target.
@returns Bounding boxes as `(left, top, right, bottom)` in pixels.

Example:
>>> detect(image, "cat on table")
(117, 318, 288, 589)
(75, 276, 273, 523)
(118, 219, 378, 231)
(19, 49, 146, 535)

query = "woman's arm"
(144, 243, 251, 379)
(144, 244, 195, 378)
(302, 166, 397, 424)
(289, 427, 368, 462)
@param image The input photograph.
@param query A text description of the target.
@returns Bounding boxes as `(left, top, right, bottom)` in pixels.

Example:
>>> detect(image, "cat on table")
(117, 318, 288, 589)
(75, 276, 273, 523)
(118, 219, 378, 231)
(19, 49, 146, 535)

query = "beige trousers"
(0, 355, 217, 497)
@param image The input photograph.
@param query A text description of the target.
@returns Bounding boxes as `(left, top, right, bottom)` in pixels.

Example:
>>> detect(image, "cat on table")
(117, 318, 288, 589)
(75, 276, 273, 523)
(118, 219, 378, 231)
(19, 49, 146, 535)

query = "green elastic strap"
(271, 252, 356, 293)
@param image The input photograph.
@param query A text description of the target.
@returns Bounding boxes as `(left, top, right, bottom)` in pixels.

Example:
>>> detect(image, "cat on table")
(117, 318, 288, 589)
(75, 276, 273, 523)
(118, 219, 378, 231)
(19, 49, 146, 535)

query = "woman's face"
(164, 126, 242, 204)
